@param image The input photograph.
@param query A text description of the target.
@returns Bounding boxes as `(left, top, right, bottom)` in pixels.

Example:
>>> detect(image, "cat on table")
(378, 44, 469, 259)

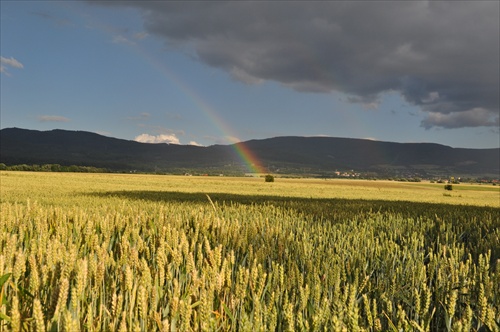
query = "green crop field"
(0, 171, 499, 331)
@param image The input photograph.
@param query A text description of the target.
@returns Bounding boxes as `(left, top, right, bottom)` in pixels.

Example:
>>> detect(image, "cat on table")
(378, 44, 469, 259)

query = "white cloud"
(346, 95, 380, 110)
(1, 56, 23, 68)
(224, 136, 241, 144)
(362, 102, 379, 110)
(421, 108, 499, 129)
(189, 141, 202, 146)
(37, 115, 70, 122)
(112, 35, 134, 45)
(422, 91, 440, 104)
(134, 133, 180, 144)
(230, 67, 264, 85)
(1, 56, 24, 75)
(113, 32, 148, 45)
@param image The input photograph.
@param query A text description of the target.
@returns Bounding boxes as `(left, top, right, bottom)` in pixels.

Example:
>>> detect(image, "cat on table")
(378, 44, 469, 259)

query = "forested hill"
(1, 128, 498, 177)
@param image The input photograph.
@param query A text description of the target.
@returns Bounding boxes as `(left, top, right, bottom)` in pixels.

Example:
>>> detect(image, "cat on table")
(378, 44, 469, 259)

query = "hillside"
(1, 128, 498, 177)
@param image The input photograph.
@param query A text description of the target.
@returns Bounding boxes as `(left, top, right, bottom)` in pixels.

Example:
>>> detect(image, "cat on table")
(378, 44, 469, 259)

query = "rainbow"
(232, 141, 267, 174)
(133, 47, 266, 174)
(173, 73, 266, 174)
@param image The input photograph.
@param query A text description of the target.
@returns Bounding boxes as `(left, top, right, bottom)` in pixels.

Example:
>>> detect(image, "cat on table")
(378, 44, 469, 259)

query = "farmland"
(0, 171, 499, 331)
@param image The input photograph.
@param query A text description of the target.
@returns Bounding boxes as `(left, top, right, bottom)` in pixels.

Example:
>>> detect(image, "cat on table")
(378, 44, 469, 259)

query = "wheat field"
(0, 172, 499, 331)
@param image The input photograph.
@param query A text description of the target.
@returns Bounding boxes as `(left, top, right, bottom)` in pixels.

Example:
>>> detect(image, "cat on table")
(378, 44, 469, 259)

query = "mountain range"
(1, 127, 498, 178)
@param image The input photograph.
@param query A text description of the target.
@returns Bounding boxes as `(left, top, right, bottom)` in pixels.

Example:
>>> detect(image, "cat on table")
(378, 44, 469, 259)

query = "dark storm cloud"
(90, 1, 499, 129)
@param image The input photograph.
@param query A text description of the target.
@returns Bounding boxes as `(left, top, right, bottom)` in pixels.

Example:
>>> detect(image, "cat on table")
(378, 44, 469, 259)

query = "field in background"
(0, 171, 499, 331)
(1, 171, 499, 207)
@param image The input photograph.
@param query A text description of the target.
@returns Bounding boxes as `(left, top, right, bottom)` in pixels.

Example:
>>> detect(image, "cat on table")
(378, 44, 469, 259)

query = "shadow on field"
(90, 190, 401, 224)
(89, 190, 499, 266)
(92, 190, 303, 205)
(88, 190, 498, 223)
(89, 189, 422, 212)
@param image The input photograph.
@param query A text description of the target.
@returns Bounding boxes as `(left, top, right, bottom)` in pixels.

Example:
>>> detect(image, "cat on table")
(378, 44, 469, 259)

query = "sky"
(1, 1, 499, 148)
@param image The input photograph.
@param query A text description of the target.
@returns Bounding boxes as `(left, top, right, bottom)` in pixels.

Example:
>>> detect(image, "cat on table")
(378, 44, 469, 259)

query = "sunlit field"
(1, 171, 499, 331)
(1, 171, 499, 207)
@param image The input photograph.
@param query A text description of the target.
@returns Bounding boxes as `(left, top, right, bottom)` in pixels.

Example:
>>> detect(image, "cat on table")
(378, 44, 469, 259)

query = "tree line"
(0, 163, 107, 173)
